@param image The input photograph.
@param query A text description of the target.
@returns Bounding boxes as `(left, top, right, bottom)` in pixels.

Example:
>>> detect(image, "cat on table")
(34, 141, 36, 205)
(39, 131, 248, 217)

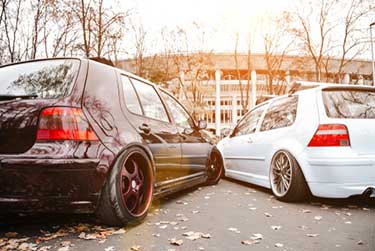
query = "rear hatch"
(321, 87, 375, 155)
(0, 59, 80, 154)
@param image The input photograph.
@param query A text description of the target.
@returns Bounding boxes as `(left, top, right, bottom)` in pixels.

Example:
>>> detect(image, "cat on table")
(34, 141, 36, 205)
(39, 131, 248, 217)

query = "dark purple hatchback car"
(0, 58, 223, 226)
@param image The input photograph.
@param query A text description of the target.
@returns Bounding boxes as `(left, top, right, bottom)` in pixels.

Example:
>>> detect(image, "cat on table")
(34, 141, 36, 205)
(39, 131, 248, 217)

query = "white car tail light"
(308, 124, 350, 147)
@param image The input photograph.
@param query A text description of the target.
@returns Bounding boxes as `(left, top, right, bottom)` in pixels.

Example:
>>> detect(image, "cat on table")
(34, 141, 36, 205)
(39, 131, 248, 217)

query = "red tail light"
(308, 124, 350, 147)
(37, 107, 98, 141)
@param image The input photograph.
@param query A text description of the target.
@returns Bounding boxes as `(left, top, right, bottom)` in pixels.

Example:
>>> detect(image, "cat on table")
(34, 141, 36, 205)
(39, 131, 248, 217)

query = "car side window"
(130, 78, 169, 123)
(121, 75, 143, 115)
(160, 91, 195, 129)
(233, 105, 266, 137)
(260, 96, 298, 132)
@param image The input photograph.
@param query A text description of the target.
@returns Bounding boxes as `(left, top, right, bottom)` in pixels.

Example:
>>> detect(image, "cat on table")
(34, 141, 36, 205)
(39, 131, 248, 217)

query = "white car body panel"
(218, 85, 375, 199)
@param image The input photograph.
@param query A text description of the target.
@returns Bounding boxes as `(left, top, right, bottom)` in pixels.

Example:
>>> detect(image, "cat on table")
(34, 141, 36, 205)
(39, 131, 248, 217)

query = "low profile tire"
(205, 149, 224, 186)
(96, 148, 153, 226)
(269, 150, 309, 202)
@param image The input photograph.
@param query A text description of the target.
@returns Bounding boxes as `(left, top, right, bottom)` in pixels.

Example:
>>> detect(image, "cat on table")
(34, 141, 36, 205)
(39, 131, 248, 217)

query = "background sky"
(117, 0, 373, 60)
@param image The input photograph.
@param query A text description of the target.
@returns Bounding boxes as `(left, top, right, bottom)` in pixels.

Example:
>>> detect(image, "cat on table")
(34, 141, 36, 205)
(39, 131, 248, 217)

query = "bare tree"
(71, 0, 128, 58)
(261, 12, 294, 94)
(335, 0, 374, 83)
(289, 0, 337, 82)
(129, 18, 148, 77)
(2, 0, 23, 62)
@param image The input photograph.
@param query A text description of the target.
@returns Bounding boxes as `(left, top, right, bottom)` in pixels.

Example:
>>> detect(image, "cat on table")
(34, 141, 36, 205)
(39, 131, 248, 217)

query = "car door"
(256, 96, 299, 177)
(120, 75, 182, 184)
(222, 104, 267, 186)
(160, 91, 210, 179)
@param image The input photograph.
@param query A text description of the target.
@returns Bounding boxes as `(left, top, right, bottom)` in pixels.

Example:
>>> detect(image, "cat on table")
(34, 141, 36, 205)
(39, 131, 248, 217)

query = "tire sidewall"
(269, 150, 293, 200)
(206, 149, 224, 185)
(111, 147, 154, 224)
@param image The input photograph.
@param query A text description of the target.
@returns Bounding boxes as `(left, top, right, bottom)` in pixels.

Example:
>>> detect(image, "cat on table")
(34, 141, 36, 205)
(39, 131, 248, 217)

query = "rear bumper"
(0, 157, 104, 213)
(297, 148, 375, 198)
(307, 182, 375, 199)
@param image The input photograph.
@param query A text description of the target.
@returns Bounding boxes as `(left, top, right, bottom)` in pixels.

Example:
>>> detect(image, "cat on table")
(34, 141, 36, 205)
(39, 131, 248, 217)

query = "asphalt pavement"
(1, 179, 374, 251)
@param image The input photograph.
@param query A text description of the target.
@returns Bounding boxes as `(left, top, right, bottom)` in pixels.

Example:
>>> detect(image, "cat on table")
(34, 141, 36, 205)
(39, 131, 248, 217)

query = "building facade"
(118, 53, 374, 133)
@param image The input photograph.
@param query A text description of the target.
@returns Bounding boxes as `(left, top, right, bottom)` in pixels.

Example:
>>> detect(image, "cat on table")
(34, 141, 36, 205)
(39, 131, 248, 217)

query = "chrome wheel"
(270, 151, 292, 197)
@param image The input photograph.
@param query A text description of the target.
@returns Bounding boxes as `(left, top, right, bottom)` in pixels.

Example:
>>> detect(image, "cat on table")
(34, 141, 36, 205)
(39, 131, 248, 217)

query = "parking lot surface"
(1, 179, 374, 251)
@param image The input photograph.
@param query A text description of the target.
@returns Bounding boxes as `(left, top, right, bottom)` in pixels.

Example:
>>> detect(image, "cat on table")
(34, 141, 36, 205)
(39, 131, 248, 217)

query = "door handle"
(139, 123, 151, 134)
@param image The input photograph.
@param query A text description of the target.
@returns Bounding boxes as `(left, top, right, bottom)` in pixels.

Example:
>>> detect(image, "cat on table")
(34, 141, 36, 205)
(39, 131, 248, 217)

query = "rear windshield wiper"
(0, 94, 38, 101)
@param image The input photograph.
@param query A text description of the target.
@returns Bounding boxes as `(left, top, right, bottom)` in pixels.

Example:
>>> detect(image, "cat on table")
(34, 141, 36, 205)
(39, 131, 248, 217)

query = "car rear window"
(322, 89, 375, 119)
(0, 59, 80, 99)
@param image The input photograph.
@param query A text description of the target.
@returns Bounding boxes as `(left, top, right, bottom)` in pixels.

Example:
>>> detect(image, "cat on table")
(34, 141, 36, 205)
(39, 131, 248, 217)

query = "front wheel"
(205, 150, 224, 185)
(269, 150, 309, 202)
(96, 148, 153, 226)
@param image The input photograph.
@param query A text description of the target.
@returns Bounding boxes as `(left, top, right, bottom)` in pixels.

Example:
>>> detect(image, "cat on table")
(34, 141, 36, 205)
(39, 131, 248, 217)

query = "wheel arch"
(268, 140, 309, 188)
(108, 142, 156, 179)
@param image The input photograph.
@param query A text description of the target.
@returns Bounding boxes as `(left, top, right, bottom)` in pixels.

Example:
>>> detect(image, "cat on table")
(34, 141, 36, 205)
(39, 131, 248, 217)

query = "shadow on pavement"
(0, 185, 202, 237)
(223, 176, 375, 209)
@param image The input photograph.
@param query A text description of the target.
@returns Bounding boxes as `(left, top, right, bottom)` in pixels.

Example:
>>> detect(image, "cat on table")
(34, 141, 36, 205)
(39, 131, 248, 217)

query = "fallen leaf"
(130, 245, 141, 251)
(306, 233, 319, 237)
(38, 246, 52, 251)
(264, 212, 272, 217)
(170, 238, 183, 246)
(112, 229, 126, 235)
(271, 226, 282, 230)
(241, 240, 260, 245)
(275, 243, 284, 248)
(250, 233, 263, 240)
(18, 243, 38, 251)
(201, 233, 211, 239)
(228, 227, 240, 234)
(314, 216, 323, 221)
(57, 247, 70, 251)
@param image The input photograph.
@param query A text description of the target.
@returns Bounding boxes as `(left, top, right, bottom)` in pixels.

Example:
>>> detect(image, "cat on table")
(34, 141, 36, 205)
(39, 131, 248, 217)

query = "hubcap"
(271, 151, 292, 197)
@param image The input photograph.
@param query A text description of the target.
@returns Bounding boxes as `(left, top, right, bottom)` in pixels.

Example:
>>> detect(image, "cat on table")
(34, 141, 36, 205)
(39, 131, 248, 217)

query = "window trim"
(125, 76, 171, 124)
(120, 74, 144, 116)
(160, 90, 197, 129)
(259, 95, 299, 132)
(231, 103, 268, 137)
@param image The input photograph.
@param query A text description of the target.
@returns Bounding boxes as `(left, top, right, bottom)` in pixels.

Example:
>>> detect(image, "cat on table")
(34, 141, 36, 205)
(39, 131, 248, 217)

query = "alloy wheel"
(270, 151, 292, 197)
(119, 154, 151, 217)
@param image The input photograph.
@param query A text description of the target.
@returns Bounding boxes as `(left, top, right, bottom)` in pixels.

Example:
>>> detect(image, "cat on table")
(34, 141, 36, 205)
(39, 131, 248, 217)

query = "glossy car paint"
(0, 58, 215, 213)
(218, 85, 375, 198)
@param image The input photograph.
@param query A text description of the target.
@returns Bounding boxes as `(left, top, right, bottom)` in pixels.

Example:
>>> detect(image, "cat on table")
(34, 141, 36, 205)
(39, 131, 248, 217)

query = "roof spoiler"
(89, 57, 114, 67)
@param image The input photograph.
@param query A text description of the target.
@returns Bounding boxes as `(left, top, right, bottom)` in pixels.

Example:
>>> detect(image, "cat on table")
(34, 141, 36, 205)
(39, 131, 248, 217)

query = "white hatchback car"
(218, 85, 375, 201)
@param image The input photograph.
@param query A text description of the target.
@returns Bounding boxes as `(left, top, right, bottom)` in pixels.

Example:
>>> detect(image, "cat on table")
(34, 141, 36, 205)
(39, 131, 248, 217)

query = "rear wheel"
(269, 150, 309, 202)
(96, 148, 153, 226)
(205, 150, 224, 185)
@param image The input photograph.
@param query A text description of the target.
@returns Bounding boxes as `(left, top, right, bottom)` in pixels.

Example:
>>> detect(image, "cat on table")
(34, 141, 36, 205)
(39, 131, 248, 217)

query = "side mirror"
(198, 120, 207, 130)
